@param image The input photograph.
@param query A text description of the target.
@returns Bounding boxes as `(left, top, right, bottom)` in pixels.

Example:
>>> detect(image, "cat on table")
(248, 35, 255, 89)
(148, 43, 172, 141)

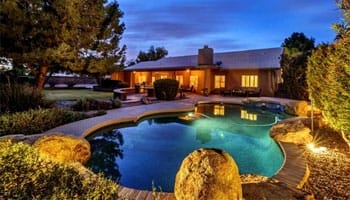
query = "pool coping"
(43, 95, 308, 199)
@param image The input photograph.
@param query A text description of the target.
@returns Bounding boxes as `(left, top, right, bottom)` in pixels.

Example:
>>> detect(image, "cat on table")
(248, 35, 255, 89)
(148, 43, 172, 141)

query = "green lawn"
(43, 89, 113, 101)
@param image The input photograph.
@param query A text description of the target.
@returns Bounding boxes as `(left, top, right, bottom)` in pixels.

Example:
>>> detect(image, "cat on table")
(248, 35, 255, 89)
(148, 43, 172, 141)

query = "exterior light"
(186, 69, 190, 73)
(307, 143, 327, 154)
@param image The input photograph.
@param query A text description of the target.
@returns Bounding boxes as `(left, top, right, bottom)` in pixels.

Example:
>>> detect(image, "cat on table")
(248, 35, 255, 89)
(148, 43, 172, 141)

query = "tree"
(79, 1, 126, 81)
(280, 32, 315, 100)
(307, 0, 350, 145)
(0, 0, 126, 90)
(136, 46, 168, 63)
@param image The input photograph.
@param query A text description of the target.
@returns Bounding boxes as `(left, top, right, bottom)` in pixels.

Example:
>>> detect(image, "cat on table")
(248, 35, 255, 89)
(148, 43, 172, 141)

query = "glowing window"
(240, 110, 257, 121)
(241, 75, 258, 87)
(214, 105, 225, 116)
(138, 75, 146, 84)
(176, 75, 184, 86)
(190, 75, 198, 89)
(160, 75, 167, 79)
(214, 75, 225, 88)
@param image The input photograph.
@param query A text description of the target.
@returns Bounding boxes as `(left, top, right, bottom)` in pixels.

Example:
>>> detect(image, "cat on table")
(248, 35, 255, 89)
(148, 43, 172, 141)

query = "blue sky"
(117, 0, 341, 61)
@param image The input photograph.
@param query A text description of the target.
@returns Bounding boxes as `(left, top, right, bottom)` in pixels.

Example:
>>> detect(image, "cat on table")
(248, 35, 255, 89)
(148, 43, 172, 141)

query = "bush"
(154, 79, 179, 100)
(0, 140, 119, 199)
(0, 83, 53, 113)
(71, 98, 121, 111)
(93, 79, 129, 91)
(0, 108, 88, 136)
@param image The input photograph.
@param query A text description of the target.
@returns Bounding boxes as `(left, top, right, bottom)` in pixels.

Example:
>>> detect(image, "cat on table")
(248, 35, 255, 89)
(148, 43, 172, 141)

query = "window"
(176, 75, 184, 86)
(152, 76, 155, 83)
(241, 75, 258, 87)
(214, 75, 225, 88)
(160, 75, 167, 79)
(214, 105, 225, 116)
(138, 75, 146, 84)
(190, 75, 198, 89)
(241, 110, 257, 121)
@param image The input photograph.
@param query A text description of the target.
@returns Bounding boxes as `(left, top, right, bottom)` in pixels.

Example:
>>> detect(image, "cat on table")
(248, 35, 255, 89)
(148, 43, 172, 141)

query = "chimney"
(198, 45, 214, 66)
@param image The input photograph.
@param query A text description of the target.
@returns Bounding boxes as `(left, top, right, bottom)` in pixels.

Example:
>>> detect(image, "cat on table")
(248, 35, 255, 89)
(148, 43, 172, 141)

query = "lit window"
(138, 75, 146, 84)
(240, 110, 257, 121)
(214, 75, 225, 88)
(214, 105, 225, 116)
(190, 75, 198, 89)
(176, 75, 184, 86)
(152, 76, 155, 83)
(241, 75, 258, 87)
(160, 75, 167, 79)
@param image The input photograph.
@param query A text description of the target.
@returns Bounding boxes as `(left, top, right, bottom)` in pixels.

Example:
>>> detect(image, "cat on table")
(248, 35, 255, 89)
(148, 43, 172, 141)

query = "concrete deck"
(44, 94, 308, 199)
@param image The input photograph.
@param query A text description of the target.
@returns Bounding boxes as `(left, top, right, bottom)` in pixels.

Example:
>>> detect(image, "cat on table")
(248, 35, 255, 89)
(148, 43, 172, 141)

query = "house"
(117, 46, 283, 97)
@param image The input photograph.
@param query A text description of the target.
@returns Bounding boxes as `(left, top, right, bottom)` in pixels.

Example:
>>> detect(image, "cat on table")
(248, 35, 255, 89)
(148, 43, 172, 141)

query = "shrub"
(93, 79, 129, 91)
(71, 98, 112, 111)
(111, 98, 122, 108)
(0, 83, 53, 113)
(0, 108, 88, 136)
(71, 98, 121, 111)
(154, 79, 179, 100)
(0, 140, 119, 199)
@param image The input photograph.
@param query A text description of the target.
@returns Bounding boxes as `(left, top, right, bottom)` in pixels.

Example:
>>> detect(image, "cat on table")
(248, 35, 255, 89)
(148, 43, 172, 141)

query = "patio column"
(204, 68, 211, 91)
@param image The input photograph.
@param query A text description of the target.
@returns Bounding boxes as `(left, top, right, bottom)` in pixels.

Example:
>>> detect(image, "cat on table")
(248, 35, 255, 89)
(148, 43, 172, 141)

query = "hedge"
(154, 79, 179, 100)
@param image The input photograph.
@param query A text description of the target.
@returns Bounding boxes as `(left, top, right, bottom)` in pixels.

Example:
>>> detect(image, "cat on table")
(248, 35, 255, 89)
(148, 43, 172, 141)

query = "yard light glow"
(307, 143, 327, 154)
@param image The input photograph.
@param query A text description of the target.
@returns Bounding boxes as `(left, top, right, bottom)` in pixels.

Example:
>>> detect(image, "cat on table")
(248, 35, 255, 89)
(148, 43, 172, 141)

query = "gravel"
(302, 128, 350, 199)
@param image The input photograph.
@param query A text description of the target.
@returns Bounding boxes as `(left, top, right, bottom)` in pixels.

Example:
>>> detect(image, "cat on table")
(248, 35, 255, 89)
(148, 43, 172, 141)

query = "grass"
(43, 89, 113, 101)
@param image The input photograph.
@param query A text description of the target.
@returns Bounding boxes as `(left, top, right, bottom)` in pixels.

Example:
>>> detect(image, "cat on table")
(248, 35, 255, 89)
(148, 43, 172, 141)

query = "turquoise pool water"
(86, 103, 291, 192)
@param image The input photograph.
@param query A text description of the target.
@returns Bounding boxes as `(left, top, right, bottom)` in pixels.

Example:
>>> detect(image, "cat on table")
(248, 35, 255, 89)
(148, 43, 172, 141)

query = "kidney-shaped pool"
(86, 103, 291, 192)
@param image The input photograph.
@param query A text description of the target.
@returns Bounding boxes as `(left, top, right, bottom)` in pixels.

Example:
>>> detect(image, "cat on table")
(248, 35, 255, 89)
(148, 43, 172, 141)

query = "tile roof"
(125, 47, 283, 71)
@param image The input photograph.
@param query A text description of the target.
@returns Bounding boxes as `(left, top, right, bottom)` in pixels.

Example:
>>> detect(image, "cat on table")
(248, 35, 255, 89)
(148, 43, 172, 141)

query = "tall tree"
(307, 0, 350, 146)
(136, 46, 168, 63)
(281, 32, 315, 100)
(80, 1, 126, 81)
(0, 0, 126, 90)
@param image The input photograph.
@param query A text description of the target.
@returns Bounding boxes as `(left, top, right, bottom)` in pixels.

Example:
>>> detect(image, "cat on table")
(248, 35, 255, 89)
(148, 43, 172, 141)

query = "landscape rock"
(33, 134, 91, 164)
(285, 100, 309, 116)
(270, 120, 313, 144)
(174, 148, 242, 200)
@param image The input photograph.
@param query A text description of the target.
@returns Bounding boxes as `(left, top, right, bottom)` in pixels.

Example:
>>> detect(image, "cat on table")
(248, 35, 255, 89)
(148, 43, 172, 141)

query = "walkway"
(44, 95, 308, 199)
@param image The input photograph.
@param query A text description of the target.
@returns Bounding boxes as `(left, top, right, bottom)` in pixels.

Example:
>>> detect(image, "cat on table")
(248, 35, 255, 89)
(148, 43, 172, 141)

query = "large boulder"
(174, 148, 242, 200)
(33, 134, 90, 165)
(270, 120, 313, 144)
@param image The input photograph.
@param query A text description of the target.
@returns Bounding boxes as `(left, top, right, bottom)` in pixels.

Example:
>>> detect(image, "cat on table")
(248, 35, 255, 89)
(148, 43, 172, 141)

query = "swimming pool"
(86, 103, 291, 192)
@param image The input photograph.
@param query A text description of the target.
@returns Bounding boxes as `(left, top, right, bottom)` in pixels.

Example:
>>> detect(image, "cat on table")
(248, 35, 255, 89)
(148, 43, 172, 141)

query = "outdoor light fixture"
(307, 143, 327, 154)
(186, 69, 190, 73)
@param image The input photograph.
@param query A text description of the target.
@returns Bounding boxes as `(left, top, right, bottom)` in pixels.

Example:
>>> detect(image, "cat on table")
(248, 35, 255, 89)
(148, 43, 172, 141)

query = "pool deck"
(44, 95, 308, 199)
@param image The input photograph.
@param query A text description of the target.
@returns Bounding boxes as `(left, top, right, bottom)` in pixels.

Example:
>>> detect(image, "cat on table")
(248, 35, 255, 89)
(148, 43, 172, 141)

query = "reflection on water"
(87, 130, 124, 182)
(86, 103, 292, 192)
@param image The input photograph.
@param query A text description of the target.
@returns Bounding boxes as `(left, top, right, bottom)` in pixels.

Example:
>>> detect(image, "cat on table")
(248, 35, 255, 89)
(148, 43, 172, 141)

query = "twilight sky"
(117, 0, 341, 61)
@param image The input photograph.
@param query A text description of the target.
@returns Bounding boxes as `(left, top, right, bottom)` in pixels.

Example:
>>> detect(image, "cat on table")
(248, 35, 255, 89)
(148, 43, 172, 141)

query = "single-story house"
(114, 46, 283, 97)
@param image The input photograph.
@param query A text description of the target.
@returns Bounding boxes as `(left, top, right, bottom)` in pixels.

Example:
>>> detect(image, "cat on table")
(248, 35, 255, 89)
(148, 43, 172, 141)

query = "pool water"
(86, 103, 291, 192)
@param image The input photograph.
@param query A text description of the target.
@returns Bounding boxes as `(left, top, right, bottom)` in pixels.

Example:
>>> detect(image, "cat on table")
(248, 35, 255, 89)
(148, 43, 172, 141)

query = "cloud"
(117, 0, 340, 60)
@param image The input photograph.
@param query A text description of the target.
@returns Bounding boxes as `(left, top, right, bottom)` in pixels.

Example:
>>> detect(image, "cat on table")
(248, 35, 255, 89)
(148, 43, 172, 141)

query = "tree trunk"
(36, 65, 48, 91)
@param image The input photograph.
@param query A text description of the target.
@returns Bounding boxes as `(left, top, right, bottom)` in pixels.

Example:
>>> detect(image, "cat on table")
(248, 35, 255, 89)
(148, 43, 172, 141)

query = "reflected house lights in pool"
(214, 105, 225, 116)
(241, 110, 257, 121)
